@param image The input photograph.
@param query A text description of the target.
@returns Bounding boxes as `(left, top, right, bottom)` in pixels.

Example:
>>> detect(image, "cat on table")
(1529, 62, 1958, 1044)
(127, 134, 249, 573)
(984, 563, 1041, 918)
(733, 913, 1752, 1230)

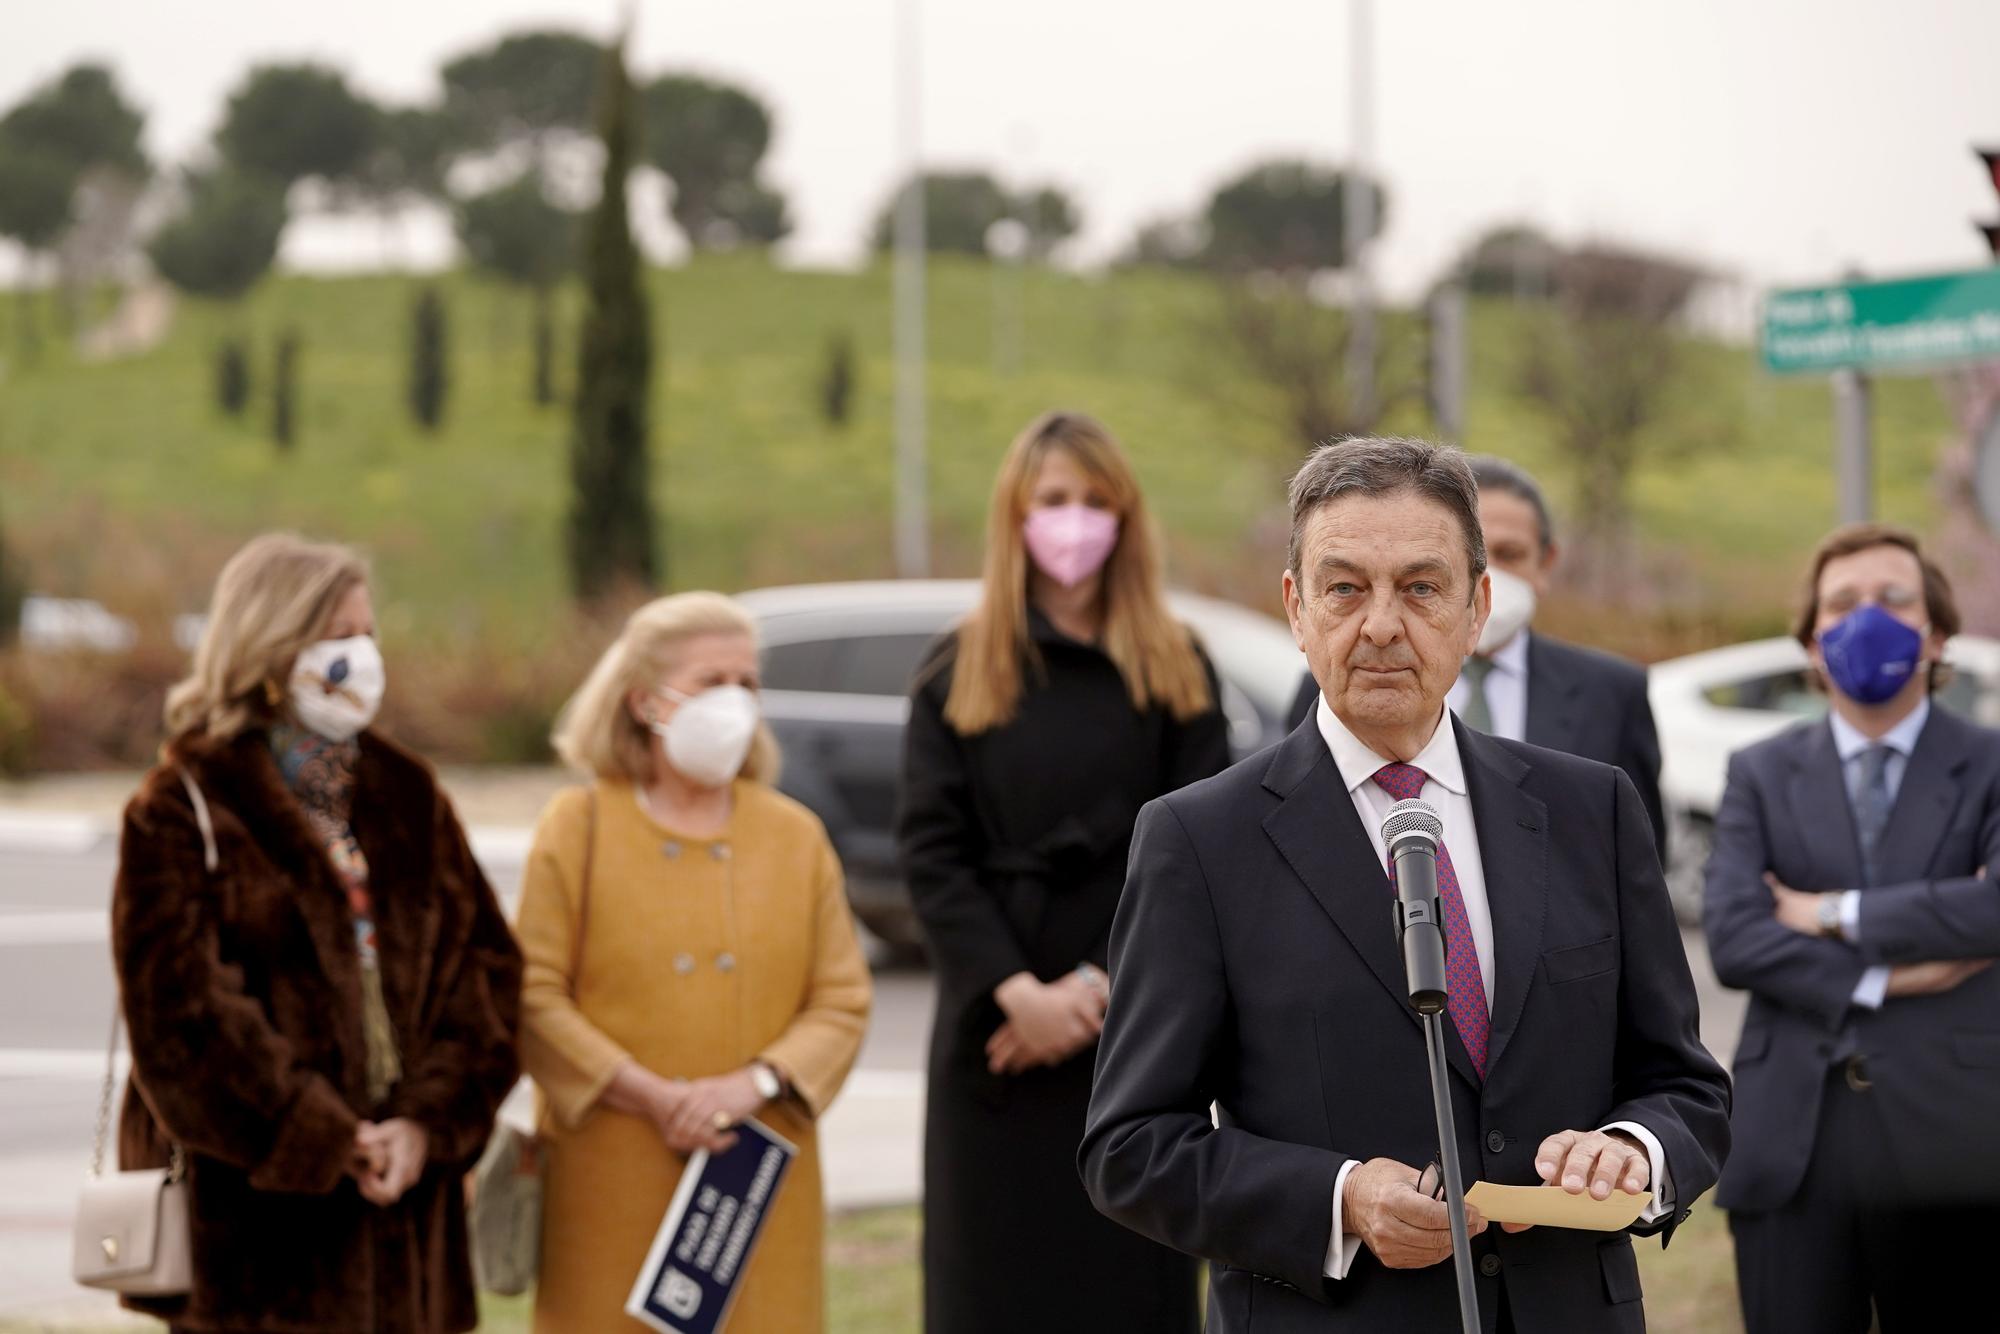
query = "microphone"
(1381, 798, 1448, 1014)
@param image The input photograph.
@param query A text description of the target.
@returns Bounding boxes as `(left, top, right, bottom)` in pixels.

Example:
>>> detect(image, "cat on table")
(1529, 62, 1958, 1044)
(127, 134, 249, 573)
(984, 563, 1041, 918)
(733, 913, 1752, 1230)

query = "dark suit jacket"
(1079, 716, 1730, 1333)
(1702, 705, 2000, 1212)
(1286, 633, 1668, 863)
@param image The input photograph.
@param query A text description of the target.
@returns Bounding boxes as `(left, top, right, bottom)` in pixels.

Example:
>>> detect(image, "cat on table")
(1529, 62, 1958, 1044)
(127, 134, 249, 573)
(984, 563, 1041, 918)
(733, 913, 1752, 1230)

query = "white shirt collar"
(1827, 694, 1930, 762)
(1315, 694, 1470, 797)
(1483, 628, 1531, 678)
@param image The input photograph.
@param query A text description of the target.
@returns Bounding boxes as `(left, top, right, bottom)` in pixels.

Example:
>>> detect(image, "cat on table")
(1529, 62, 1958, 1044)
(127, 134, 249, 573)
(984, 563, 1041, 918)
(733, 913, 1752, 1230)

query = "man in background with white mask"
(1286, 454, 1667, 862)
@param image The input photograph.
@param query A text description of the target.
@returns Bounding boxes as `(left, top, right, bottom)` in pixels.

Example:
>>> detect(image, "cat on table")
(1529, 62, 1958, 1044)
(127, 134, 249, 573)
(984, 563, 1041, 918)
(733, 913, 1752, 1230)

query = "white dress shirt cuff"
(1840, 890, 1862, 942)
(1324, 1158, 1364, 1278)
(1601, 1121, 1673, 1224)
(1851, 965, 1892, 1010)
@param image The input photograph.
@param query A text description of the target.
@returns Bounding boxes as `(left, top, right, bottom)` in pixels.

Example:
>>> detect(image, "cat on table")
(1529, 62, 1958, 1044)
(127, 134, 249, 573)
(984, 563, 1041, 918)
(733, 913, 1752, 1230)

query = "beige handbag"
(72, 767, 210, 1297)
(470, 789, 596, 1296)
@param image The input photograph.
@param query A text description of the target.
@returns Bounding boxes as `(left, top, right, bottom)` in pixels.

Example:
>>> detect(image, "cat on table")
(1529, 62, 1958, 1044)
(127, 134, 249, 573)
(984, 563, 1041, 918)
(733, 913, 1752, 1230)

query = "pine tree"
(409, 285, 449, 430)
(565, 35, 656, 601)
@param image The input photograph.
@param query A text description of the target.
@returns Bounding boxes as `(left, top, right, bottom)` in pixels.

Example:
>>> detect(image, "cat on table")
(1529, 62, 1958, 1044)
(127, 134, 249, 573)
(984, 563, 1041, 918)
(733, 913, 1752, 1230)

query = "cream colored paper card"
(1464, 1182, 1652, 1231)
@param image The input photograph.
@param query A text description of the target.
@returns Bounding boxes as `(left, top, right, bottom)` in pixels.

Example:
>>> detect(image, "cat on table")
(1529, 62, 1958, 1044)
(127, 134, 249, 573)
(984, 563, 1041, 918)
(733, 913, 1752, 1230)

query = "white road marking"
(0, 913, 107, 946)
(0, 814, 106, 855)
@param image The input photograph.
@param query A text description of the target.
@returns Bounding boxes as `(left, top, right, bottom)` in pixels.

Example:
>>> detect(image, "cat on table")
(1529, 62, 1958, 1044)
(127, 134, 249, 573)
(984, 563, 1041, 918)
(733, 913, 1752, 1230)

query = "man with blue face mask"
(1704, 523, 2000, 1334)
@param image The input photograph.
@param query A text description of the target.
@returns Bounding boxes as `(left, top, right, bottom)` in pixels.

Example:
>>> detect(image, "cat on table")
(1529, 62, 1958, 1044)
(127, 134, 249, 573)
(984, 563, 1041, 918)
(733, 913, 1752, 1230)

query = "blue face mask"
(1818, 604, 1926, 705)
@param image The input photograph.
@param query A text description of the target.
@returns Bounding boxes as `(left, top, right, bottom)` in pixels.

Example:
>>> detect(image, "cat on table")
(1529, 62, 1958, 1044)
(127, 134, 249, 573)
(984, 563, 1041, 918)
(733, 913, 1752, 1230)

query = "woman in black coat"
(898, 411, 1230, 1334)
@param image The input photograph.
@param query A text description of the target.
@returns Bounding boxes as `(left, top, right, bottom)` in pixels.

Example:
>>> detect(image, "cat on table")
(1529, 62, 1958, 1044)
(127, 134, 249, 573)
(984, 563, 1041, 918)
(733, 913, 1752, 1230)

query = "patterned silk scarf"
(270, 722, 402, 1104)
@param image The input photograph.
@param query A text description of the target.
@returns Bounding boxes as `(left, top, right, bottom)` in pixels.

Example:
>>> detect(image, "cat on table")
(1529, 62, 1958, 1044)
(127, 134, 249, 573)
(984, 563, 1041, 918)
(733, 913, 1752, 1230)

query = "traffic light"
(1977, 148, 2000, 259)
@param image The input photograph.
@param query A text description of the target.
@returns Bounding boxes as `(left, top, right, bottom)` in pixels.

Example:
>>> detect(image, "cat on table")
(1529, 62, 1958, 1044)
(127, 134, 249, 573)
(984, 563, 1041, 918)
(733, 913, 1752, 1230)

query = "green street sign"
(1762, 266, 2000, 375)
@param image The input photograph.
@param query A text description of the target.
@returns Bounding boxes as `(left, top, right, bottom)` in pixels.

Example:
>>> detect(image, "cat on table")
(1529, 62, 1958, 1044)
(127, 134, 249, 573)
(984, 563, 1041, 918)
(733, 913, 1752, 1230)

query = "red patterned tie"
(1372, 763, 1490, 1079)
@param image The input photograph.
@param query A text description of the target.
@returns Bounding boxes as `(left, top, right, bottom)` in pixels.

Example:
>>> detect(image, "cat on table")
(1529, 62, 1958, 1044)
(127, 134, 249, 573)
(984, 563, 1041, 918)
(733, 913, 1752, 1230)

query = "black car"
(737, 580, 1306, 954)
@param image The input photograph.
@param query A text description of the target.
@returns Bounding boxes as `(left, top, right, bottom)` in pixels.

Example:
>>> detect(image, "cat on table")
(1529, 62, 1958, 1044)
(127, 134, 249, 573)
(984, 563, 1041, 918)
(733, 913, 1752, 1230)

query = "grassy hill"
(0, 254, 1962, 763)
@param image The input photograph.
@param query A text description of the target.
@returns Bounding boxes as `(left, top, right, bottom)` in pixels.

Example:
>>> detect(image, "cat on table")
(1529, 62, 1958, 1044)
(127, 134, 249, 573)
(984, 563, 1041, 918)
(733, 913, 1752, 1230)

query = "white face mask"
(1477, 567, 1538, 656)
(288, 635, 386, 743)
(649, 684, 760, 789)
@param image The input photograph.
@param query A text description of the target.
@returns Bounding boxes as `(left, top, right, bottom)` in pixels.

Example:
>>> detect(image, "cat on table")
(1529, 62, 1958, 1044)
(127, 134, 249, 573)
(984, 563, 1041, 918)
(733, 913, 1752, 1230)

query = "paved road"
(0, 831, 1746, 1321)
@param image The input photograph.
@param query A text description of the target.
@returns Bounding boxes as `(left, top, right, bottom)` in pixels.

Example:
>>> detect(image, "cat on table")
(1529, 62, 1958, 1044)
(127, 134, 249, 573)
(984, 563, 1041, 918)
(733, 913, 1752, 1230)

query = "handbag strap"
(92, 767, 211, 1180)
(567, 788, 598, 992)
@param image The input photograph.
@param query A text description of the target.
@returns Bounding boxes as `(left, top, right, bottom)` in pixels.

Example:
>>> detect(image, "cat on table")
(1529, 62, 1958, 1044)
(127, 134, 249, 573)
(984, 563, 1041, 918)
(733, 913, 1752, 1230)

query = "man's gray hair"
(1286, 436, 1488, 590)
(1465, 454, 1555, 553)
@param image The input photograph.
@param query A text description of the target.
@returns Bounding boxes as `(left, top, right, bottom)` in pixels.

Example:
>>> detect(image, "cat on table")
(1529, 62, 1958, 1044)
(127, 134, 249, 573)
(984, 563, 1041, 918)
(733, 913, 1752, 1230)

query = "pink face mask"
(1022, 504, 1121, 588)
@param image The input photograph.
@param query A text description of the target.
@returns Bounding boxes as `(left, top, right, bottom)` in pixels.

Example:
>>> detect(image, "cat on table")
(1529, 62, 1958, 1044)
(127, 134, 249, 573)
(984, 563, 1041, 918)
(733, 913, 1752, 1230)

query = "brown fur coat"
(110, 729, 522, 1333)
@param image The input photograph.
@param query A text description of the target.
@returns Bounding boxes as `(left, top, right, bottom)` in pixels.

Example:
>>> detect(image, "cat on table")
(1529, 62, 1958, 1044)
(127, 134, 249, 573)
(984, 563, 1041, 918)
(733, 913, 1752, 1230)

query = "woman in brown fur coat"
(109, 533, 522, 1334)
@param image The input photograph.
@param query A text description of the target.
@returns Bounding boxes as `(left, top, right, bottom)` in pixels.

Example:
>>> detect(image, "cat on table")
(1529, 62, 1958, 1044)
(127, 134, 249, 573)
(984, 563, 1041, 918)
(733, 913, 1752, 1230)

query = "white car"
(1649, 634, 2000, 922)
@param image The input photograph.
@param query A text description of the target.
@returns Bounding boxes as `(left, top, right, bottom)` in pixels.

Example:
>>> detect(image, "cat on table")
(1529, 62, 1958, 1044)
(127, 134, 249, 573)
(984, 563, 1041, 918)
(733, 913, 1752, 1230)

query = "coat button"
(673, 953, 695, 975)
(710, 843, 731, 861)
(1479, 1254, 1502, 1277)
(715, 952, 736, 973)
(1487, 1131, 1506, 1153)
(661, 840, 681, 859)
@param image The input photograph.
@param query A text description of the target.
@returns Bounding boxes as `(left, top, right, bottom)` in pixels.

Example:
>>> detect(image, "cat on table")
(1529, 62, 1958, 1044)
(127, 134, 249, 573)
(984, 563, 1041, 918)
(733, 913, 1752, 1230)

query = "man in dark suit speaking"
(1285, 454, 1668, 862)
(1080, 438, 1729, 1332)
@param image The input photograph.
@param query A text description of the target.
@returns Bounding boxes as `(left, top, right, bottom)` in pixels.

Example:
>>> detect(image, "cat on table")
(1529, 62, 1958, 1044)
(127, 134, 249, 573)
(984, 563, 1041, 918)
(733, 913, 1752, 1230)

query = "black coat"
(1704, 707, 2000, 1211)
(897, 612, 1230, 1334)
(1288, 631, 1668, 861)
(1079, 716, 1731, 1333)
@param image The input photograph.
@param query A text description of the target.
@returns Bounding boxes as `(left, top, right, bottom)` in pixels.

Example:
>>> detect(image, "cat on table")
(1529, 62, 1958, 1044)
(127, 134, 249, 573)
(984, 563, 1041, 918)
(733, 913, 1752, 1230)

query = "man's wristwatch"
(1816, 893, 1845, 941)
(750, 1061, 784, 1102)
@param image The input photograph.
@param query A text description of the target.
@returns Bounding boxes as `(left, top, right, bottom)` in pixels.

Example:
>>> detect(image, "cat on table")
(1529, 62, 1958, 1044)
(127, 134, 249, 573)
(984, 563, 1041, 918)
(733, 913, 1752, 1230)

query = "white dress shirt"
(1828, 696, 1931, 1010)
(1446, 630, 1531, 742)
(1314, 697, 1672, 1278)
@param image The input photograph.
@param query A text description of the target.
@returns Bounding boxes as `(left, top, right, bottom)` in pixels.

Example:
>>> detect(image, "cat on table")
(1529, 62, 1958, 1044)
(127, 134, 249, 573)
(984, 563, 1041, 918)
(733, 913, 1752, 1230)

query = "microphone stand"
(1392, 841, 1481, 1334)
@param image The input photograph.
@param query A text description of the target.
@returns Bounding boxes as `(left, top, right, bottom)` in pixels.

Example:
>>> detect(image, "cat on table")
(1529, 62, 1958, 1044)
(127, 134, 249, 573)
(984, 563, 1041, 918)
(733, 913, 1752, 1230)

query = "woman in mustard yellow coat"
(516, 592, 873, 1334)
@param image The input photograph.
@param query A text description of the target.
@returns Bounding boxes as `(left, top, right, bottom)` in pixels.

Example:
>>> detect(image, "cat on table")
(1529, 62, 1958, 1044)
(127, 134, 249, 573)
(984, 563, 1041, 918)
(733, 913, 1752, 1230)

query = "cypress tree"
(532, 284, 555, 406)
(565, 35, 656, 601)
(409, 285, 449, 430)
(272, 327, 299, 451)
(0, 509, 23, 649)
(820, 329, 855, 428)
(217, 338, 251, 415)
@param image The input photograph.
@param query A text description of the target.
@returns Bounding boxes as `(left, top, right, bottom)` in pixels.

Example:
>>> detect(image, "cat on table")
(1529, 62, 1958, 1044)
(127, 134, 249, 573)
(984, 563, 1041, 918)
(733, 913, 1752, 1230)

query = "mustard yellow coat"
(515, 779, 872, 1334)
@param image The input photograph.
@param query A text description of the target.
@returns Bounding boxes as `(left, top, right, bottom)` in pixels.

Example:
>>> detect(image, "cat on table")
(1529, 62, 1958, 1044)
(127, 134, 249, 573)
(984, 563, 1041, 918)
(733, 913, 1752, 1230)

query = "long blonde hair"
(551, 591, 781, 785)
(944, 411, 1211, 734)
(164, 533, 369, 748)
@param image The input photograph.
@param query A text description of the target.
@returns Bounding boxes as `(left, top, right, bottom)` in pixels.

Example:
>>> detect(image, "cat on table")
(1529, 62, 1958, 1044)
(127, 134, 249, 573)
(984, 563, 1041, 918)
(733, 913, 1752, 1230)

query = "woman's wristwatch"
(750, 1061, 785, 1103)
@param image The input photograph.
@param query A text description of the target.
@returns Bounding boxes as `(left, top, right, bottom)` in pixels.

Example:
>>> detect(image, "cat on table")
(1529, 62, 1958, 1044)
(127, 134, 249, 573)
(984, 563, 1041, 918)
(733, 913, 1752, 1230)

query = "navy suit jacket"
(1703, 705, 2000, 1211)
(1286, 633, 1668, 863)
(1080, 717, 1730, 1333)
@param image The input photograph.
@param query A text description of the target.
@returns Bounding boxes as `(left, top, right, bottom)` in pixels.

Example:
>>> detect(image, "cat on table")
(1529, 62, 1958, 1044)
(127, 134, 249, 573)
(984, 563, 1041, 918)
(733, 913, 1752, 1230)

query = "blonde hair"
(164, 533, 370, 748)
(944, 411, 1212, 734)
(552, 591, 781, 785)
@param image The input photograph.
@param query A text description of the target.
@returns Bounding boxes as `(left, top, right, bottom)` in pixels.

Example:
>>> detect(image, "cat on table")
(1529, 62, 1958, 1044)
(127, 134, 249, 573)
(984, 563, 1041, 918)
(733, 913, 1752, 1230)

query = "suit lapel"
(1785, 722, 1866, 888)
(1523, 634, 1580, 752)
(1874, 710, 1972, 884)
(1260, 720, 1482, 1090)
(1457, 728, 1548, 1081)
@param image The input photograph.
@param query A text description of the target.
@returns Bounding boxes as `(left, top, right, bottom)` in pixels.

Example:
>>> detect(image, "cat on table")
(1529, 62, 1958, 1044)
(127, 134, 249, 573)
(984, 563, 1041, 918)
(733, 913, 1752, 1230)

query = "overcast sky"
(3, 0, 1994, 299)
